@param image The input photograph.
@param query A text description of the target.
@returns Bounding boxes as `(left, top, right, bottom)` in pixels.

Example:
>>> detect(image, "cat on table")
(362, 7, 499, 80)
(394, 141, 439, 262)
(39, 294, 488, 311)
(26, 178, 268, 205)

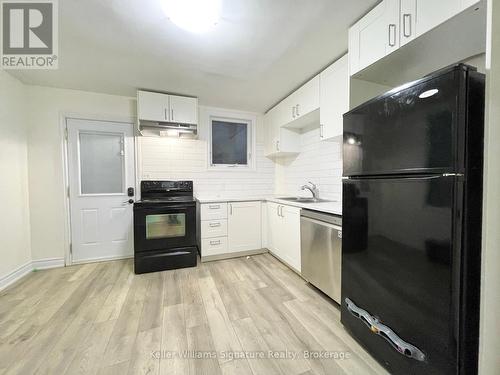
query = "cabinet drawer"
(200, 203, 228, 220)
(201, 219, 228, 239)
(201, 237, 228, 257)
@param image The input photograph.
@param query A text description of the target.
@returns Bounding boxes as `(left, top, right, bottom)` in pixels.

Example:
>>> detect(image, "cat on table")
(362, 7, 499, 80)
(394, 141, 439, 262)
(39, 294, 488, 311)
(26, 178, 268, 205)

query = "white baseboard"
(32, 257, 65, 270)
(0, 257, 65, 292)
(70, 254, 133, 265)
(0, 261, 33, 292)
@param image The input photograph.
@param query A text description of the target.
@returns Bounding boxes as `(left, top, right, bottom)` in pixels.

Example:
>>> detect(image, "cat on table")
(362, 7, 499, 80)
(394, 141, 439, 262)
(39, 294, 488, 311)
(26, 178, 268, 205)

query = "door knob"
(123, 199, 134, 204)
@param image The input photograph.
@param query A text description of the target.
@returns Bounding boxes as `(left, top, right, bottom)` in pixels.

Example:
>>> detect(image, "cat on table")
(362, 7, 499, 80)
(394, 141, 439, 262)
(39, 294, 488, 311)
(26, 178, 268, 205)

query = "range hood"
(138, 120, 198, 138)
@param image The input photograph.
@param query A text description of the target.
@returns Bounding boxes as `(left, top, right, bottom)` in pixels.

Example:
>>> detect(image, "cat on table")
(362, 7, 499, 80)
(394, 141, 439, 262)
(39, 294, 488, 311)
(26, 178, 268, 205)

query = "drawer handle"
(210, 240, 221, 246)
(209, 222, 221, 228)
(208, 205, 221, 209)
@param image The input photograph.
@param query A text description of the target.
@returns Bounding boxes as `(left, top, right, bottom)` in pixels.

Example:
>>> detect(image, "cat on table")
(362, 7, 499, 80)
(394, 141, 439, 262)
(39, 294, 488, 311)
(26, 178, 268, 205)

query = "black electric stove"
(133, 180, 197, 274)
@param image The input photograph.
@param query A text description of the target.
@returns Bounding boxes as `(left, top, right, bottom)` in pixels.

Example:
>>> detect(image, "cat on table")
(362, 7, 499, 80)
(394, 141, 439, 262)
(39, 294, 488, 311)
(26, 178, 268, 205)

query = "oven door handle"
(138, 205, 193, 211)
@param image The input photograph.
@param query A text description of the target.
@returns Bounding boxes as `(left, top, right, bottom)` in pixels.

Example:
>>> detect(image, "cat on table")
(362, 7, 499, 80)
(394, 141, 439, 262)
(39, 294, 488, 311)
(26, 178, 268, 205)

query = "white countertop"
(195, 195, 342, 216)
(266, 197, 342, 216)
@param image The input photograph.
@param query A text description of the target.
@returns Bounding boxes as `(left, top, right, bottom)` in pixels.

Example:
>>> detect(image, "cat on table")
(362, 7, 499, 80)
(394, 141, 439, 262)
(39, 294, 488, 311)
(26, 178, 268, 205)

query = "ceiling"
(9, 0, 378, 112)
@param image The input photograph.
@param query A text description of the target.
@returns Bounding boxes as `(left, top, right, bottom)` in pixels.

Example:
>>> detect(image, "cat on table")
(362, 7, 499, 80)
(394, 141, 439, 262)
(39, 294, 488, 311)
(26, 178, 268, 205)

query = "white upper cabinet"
(400, 0, 417, 46)
(137, 91, 169, 122)
(264, 103, 300, 157)
(413, 0, 462, 38)
(349, 0, 400, 75)
(264, 74, 320, 138)
(169, 95, 198, 125)
(319, 54, 349, 140)
(461, 0, 480, 8)
(349, 0, 480, 75)
(137, 90, 198, 125)
(287, 75, 320, 123)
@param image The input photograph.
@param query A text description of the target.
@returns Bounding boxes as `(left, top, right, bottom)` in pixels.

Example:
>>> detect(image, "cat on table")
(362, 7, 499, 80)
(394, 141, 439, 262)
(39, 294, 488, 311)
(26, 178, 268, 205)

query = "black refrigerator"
(341, 64, 484, 375)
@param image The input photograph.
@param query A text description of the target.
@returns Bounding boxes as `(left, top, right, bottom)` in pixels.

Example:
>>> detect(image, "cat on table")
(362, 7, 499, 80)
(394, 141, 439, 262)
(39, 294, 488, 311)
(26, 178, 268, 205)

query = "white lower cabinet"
(228, 201, 262, 253)
(199, 201, 262, 260)
(267, 202, 301, 272)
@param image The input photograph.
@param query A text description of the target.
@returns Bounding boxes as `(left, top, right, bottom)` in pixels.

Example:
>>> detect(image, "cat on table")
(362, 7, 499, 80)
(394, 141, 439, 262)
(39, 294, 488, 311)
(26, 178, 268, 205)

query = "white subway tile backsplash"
(139, 136, 275, 198)
(276, 127, 343, 202)
(139, 124, 342, 202)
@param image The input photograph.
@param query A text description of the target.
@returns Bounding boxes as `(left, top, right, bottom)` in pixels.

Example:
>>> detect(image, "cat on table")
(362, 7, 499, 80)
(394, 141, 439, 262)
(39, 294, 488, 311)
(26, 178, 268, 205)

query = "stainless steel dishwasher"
(301, 209, 342, 304)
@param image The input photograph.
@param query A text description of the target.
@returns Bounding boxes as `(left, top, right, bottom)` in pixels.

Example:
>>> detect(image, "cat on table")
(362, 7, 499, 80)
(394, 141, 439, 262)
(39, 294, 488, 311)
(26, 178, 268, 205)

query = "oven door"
(134, 204, 196, 253)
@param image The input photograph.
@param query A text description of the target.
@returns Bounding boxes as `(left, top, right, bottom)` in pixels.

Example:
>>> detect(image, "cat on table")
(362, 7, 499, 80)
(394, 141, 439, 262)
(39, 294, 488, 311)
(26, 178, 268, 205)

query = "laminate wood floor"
(0, 254, 388, 375)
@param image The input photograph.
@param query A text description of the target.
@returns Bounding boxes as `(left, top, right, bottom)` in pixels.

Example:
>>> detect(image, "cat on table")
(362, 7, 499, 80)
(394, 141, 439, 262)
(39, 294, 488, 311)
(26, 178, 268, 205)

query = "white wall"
(274, 127, 342, 201)
(0, 71, 32, 280)
(479, 1, 500, 373)
(25, 86, 136, 262)
(139, 106, 275, 198)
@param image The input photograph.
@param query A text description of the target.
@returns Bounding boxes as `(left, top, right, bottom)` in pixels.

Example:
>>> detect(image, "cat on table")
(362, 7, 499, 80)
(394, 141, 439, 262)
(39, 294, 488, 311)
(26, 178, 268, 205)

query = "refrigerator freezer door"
(341, 176, 461, 375)
(343, 69, 465, 176)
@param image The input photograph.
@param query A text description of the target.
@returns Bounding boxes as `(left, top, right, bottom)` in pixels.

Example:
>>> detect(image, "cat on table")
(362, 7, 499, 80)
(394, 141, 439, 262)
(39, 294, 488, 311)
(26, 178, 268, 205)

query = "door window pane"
(79, 132, 124, 194)
(146, 213, 186, 239)
(211, 120, 248, 165)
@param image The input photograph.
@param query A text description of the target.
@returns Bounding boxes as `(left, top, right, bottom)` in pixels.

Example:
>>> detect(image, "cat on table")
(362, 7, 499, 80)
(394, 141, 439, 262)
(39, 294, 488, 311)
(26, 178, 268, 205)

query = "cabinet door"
(349, 0, 400, 75)
(461, 0, 479, 9)
(266, 202, 281, 254)
(264, 107, 300, 157)
(264, 107, 279, 156)
(228, 202, 262, 253)
(293, 75, 320, 119)
(278, 128, 300, 154)
(415, 0, 462, 37)
(400, 0, 417, 46)
(137, 91, 169, 122)
(169, 95, 198, 125)
(280, 206, 301, 272)
(278, 95, 295, 124)
(320, 55, 349, 140)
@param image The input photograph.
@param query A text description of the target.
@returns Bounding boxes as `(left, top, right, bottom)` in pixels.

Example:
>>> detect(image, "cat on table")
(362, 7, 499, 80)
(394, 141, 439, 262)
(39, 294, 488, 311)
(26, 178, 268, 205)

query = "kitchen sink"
(277, 197, 333, 203)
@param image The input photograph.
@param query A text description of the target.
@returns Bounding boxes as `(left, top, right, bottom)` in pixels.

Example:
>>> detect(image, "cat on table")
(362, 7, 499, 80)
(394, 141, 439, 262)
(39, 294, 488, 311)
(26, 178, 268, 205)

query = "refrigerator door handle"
(345, 298, 426, 362)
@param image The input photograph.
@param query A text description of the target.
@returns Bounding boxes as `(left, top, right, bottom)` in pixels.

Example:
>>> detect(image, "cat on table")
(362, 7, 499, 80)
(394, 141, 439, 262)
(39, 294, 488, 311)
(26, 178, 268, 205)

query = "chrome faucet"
(301, 181, 319, 200)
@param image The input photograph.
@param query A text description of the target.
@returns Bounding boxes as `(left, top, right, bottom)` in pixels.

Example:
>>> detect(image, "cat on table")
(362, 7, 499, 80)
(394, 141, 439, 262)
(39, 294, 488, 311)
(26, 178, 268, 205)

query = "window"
(79, 132, 124, 194)
(209, 117, 253, 168)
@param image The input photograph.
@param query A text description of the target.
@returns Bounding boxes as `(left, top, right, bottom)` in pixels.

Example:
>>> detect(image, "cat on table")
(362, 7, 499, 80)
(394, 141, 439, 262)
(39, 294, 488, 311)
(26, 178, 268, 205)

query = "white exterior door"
(67, 118, 136, 263)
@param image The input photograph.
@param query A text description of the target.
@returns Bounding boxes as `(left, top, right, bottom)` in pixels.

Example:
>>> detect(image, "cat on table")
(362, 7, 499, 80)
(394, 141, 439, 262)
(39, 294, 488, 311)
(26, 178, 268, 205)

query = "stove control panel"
(141, 180, 193, 193)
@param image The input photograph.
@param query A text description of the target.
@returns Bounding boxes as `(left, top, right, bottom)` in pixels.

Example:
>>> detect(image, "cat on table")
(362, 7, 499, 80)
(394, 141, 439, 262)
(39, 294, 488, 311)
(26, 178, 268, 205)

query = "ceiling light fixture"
(161, 0, 222, 34)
